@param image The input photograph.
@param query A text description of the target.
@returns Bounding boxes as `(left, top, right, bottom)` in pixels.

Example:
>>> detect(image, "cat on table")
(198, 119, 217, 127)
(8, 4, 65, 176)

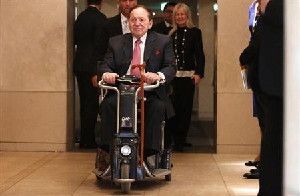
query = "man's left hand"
(144, 72, 161, 84)
(91, 75, 98, 87)
(192, 74, 202, 85)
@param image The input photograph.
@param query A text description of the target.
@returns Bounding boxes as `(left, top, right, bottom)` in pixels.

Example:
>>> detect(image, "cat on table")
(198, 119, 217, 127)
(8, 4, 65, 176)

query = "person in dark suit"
(73, 0, 108, 148)
(152, 1, 177, 35)
(98, 5, 176, 154)
(106, 0, 137, 38)
(239, 1, 263, 179)
(256, 0, 283, 195)
(166, 3, 205, 151)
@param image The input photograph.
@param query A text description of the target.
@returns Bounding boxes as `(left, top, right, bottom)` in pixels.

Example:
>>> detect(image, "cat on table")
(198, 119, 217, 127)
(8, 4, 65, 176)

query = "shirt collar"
(165, 21, 171, 27)
(133, 33, 147, 44)
(121, 13, 128, 23)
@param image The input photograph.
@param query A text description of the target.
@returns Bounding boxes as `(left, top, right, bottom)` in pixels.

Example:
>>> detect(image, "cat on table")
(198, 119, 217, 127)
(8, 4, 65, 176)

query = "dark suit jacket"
(99, 31, 177, 117)
(258, 0, 283, 97)
(239, 17, 262, 92)
(106, 14, 123, 38)
(73, 6, 108, 76)
(152, 21, 172, 35)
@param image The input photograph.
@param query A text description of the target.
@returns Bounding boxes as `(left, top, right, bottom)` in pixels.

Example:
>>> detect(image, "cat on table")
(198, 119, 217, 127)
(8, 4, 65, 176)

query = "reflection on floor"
(185, 120, 215, 153)
(0, 151, 259, 195)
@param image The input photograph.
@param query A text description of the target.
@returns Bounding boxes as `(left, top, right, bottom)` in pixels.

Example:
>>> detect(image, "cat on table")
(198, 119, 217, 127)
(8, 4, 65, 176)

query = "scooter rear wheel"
(121, 164, 131, 193)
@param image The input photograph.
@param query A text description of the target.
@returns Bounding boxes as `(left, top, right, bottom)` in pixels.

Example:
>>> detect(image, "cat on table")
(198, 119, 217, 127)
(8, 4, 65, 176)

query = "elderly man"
(98, 5, 176, 155)
(106, 0, 138, 37)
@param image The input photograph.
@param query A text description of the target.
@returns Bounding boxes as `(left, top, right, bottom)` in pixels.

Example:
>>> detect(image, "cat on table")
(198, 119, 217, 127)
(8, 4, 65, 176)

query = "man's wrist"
(157, 72, 166, 83)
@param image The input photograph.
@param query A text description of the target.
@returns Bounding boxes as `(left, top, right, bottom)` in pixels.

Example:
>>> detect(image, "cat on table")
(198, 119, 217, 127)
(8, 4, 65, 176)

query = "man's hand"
(102, 72, 119, 84)
(240, 64, 246, 70)
(144, 72, 161, 84)
(91, 75, 98, 87)
(259, 0, 270, 14)
(191, 74, 201, 85)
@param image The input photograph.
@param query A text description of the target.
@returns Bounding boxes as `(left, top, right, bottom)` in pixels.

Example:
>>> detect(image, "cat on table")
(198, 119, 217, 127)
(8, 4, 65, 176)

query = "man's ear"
(148, 20, 153, 29)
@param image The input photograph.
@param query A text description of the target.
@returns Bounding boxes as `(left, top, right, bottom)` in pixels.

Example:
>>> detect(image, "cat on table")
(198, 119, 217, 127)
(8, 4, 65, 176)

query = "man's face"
(118, 0, 137, 18)
(129, 7, 153, 38)
(164, 6, 175, 24)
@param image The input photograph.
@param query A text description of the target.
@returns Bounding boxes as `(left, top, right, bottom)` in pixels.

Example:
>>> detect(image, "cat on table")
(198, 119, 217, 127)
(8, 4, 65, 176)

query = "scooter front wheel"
(121, 164, 131, 193)
(165, 174, 171, 181)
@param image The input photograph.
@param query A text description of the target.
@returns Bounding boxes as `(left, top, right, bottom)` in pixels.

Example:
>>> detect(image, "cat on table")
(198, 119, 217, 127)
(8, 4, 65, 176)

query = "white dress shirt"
(121, 14, 130, 34)
(126, 33, 147, 74)
(127, 33, 165, 83)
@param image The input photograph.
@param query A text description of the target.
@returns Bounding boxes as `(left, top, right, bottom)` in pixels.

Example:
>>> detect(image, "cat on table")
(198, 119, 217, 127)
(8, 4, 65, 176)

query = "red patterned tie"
(131, 39, 142, 77)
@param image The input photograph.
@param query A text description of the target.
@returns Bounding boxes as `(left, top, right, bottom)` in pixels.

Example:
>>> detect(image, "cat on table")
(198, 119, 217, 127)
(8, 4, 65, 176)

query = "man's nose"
(134, 21, 141, 26)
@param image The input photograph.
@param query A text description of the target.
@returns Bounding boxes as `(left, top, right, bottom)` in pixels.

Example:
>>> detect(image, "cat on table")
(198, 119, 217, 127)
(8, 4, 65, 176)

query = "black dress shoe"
(95, 148, 110, 172)
(243, 171, 260, 179)
(80, 143, 97, 149)
(183, 142, 192, 147)
(245, 160, 259, 167)
(173, 145, 184, 152)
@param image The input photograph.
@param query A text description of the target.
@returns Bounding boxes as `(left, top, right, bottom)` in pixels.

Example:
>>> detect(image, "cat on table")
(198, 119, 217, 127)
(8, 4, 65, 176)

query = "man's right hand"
(102, 72, 119, 84)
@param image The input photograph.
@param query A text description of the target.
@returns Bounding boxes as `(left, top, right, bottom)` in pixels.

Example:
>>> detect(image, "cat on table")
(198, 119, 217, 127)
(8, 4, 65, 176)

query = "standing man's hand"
(192, 74, 201, 85)
(91, 75, 98, 87)
(259, 0, 270, 14)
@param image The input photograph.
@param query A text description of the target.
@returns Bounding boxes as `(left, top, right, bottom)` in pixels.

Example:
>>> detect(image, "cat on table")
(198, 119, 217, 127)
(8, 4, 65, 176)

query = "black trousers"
(75, 72, 99, 146)
(253, 92, 265, 136)
(98, 93, 165, 151)
(257, 92, 283, 196)
(166, 77, 195, 147)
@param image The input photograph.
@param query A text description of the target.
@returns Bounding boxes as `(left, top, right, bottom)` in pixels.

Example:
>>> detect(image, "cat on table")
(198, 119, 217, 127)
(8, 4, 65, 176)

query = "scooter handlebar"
(142, 80, 160, 91)
(98, 80, 119, 92)
(98, 79, 160, 91)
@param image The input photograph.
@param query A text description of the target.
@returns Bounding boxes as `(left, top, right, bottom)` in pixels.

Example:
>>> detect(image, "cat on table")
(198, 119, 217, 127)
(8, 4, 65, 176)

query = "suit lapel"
(144, 32, 157, 66)
(120, 32, 156, 74)
(122, 34, 133, 74)
(116, 14, 123, 35)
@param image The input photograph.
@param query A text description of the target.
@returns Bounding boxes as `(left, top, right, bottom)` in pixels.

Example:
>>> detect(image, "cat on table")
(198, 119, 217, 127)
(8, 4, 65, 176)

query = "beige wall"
(102, 0, 119, 17)
(285, 0, 300, 194)
(216, 0, 260, 153)
(0, 0, 74, 151)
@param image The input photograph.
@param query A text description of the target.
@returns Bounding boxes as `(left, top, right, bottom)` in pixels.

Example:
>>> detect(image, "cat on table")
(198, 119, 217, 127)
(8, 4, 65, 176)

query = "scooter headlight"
(120, 145, 131, 156)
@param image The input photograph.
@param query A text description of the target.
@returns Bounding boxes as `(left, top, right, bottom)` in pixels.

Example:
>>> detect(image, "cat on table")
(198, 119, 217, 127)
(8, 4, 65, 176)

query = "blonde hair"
(169, 3, 195, 36)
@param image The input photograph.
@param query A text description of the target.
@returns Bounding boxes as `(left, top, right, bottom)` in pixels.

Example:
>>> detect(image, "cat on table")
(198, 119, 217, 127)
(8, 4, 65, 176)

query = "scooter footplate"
(152, 169, 171, 177)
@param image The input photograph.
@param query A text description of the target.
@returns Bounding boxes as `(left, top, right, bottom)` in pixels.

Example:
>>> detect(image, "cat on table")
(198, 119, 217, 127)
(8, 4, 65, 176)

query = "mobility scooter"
(93, 67, 172, 193)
